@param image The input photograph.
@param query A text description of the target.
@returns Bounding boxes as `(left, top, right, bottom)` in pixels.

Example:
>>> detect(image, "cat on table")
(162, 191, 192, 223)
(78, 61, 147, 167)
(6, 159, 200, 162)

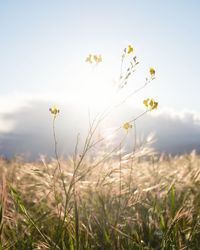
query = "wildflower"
(152, 100, 158, 110)
(143, 98, 150, 108)
(143, 98, 158, 111)
(85, 54, 93, 63)
(122, 122, 132, 131)
(149, 67, 155, 76)
(93, 54, 102, 63)
(149, 98, 158, 110)
(149, 98, 154, 108)
(85, 54, 102, 64)
(127, 44, 134, 54)
(49, 105, 60, 115)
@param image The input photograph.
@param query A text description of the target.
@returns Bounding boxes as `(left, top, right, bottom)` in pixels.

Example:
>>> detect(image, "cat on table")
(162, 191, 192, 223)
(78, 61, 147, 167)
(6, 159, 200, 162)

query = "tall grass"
(0, 152, 200, 249)
(0, 45, 199, 250)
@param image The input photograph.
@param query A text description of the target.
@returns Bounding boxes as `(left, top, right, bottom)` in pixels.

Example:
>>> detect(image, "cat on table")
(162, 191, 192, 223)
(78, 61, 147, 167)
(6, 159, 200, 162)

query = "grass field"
(1, 1, 200, 249)
(0, 149, 200, 249)
(0, 46, 198, 250)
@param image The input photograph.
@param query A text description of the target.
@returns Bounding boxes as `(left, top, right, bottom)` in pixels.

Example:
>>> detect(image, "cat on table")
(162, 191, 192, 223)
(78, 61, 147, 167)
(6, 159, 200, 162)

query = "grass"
(0, 151, 200, 249)
(0, 44, 198, 249)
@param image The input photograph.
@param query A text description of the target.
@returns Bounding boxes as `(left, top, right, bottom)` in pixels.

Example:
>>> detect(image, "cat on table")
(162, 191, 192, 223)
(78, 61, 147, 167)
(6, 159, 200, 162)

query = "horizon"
(0, 1, 200, 158)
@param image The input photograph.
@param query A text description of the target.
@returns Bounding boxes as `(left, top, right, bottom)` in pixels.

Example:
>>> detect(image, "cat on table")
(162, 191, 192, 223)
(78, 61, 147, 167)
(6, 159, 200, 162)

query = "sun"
(69, 79, 115, 114)
(65, 65, 119, 114)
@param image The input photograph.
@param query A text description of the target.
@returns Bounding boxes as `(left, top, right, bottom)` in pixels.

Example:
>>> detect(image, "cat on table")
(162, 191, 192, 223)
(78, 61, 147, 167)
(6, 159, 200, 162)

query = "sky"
(0, 1, 200, 158)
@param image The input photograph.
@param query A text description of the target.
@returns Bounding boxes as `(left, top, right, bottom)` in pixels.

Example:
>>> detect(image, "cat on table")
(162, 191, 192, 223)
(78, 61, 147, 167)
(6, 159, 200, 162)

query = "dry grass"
(0, 45, 198, 249)
(0, 149, 200, 249)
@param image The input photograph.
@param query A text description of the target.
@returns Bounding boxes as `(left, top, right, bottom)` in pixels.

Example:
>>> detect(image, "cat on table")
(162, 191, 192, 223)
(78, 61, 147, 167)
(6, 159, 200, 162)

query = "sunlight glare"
(68, 68, 118, 114)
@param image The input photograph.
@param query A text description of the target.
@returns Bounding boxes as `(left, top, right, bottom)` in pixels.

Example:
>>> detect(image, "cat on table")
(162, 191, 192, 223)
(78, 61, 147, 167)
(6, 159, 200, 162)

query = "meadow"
(0, 151, 200, 249)
(0, 45, 199, 250)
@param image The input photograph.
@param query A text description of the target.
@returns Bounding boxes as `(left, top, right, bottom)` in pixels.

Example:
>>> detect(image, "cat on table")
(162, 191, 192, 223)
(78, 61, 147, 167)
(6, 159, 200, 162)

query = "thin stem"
(52, 115, 69, 250)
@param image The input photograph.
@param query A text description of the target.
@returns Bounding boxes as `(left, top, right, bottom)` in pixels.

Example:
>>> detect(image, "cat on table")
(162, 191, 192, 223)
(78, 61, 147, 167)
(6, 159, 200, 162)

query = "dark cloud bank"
(0, 101, 200, 160)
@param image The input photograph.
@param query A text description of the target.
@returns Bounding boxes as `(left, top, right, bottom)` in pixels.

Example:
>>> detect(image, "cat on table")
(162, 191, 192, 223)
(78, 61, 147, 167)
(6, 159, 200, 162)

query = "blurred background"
(0, 0, 200, 159)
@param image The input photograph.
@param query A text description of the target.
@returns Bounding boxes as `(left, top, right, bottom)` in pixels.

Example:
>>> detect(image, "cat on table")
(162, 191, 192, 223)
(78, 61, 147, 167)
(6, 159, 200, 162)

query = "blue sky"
(0, 0, 200, 109)
(0, 1, 200, 157)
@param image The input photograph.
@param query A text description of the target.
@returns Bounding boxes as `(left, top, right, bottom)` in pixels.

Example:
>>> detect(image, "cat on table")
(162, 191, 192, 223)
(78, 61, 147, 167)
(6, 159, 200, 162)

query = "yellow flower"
(149, 98, 158, 110)
(149, 98, 154, 108)
(49, 105, 60, 115)
(127, 44, 134, 54)
(98, 54, 102, 63)
(85, 54, 102, 64)
(122, 122, 132, 130)
(152, 101, 158, 110)
(93, 54, 102, 63)
(85, 54, 93, 63)
(143, 98, 150, 108)
(143, 98, 158, 111)
(149, 67, 155, 76)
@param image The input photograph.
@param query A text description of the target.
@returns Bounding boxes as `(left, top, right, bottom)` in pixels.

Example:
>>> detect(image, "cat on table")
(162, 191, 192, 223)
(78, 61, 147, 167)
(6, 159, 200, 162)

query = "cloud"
(136, 108, 200, 154)
(0, 95, 200, 159)
(0, 94, 91, 159)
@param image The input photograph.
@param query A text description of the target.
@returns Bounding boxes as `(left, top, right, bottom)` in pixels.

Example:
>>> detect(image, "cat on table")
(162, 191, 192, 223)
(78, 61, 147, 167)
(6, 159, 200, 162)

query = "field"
(1, 1, 200, 249)
(0, 45, 199, 250)
(0, 149, 200, 249)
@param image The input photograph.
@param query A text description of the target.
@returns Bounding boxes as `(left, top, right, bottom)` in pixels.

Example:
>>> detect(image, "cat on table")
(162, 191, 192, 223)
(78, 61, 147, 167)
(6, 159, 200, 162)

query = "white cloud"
(0, 95, 200, 158)
(137, 109, 200, 154)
